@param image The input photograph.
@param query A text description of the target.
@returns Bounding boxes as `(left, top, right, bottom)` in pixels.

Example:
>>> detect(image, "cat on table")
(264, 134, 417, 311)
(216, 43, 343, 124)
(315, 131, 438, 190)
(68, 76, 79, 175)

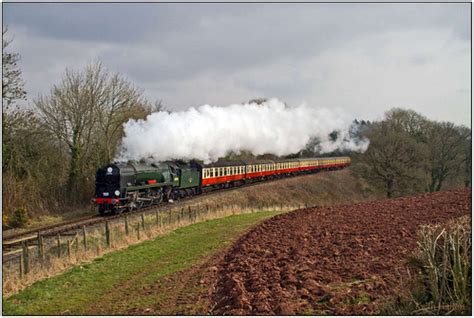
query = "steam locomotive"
(94, 157, 351, 214)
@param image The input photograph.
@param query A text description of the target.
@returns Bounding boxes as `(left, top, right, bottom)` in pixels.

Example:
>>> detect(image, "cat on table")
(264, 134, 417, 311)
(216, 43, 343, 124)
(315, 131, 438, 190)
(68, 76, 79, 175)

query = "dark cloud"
(3, 3, 470, 125)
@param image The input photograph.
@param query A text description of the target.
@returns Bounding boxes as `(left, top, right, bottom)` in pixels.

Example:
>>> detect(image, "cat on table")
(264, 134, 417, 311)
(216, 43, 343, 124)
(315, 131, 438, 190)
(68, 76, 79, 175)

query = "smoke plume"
(117, 98, 369, 163)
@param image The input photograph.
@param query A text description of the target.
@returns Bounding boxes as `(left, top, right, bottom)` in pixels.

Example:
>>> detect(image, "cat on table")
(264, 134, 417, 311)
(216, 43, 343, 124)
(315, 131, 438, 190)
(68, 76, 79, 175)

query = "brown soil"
(210, 188, 471, 315)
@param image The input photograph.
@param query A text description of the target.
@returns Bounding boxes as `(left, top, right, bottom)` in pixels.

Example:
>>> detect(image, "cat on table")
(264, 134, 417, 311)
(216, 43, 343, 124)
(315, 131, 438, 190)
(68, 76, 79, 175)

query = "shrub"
(388, 216, 471, 315)
(8, 207, 29, 228)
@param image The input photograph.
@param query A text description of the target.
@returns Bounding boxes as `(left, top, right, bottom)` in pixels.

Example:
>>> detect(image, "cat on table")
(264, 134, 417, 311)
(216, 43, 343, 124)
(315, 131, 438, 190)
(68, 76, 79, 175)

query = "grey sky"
(3, 3, 471, 126)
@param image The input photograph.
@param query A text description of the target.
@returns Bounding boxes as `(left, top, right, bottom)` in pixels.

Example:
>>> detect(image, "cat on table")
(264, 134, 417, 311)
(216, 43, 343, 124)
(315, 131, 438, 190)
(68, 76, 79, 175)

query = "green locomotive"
(94, 161, 201, 214)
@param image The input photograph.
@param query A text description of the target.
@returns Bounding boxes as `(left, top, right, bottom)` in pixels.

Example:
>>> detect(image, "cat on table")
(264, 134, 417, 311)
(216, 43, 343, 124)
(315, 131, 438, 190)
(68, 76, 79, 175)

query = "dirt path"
(211, 188, 471, 315)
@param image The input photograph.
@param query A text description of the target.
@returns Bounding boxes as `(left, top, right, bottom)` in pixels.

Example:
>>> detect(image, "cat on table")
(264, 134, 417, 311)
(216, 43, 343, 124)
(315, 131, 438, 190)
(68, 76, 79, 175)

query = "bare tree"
(426, 122, 469, 191)
(34, 63, 150, 195)
(457, 126, 472, 187)
(359, 121, 426, 198)
(35, 64, 100, 192)
(384, 108, 430, 142)
(95, 72, 144, 163)
(2, 27, 29, 175)
(2, 27, 26, 109)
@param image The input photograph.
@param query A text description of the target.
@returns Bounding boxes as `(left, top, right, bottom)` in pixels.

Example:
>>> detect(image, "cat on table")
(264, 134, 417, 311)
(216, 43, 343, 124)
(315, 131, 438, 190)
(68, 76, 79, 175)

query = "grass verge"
(3, 210, 281, 315)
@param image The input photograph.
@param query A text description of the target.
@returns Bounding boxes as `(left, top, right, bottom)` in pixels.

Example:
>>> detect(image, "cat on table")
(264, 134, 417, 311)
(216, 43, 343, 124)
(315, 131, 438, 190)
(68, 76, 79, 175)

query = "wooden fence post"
(75, 235, 79, 255)
(37, 232, 42, 258)
(137, 223, 141, 240)
(83, 226, 88, 250)
(168, 208, 172, 224)
(67, 239, 71, 260)
(141, 213, 145, 230)
(22, 241, 29, 275)
(19, 254, 23, 279)
(155, 211, 159, 225)
(57, 233, 61, 258)
(105, 221, 111, 247)
(38, 232, 44, 261)
(188, 206, 192, 222)
(125, 215, 129, 235)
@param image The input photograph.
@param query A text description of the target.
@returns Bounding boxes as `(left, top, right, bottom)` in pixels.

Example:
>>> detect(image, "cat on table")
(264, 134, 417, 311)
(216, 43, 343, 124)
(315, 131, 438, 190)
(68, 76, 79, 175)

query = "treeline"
(353, 109, 471, 197)
(2, 30, 162, 222)
(286, 109, 470, 198)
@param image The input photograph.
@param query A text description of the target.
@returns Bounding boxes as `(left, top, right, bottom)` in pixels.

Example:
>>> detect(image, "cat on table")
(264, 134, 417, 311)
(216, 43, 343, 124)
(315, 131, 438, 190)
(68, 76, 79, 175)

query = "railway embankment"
(4, 168, 379, 237)
(3, 169, 379, 297)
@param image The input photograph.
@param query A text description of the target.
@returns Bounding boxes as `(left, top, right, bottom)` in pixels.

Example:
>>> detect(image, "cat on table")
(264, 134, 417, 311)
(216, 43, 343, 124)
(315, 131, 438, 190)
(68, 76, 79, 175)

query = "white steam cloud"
(117, 98, 369, 163)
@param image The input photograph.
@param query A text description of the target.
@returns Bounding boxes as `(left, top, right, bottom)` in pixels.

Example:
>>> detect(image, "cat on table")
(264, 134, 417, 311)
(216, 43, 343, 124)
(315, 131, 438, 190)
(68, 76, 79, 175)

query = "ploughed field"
(211, 188, 471, 315)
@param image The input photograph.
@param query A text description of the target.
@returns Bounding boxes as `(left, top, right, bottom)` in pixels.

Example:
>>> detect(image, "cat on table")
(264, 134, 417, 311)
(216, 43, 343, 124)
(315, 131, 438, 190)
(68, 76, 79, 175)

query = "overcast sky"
(3, 3, 471, 126)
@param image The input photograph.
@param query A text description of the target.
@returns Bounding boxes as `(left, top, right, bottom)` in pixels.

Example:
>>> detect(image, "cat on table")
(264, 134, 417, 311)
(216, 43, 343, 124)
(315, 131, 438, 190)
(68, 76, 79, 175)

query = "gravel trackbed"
(211, 188, 471, 315)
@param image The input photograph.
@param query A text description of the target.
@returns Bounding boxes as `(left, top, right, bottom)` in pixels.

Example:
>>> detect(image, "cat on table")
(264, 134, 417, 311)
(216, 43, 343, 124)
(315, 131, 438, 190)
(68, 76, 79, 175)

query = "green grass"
(3, 210, 281, 315)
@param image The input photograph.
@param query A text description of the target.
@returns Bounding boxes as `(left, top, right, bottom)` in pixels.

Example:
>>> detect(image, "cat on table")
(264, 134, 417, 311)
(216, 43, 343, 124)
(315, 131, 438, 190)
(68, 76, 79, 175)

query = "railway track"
(2, 168, 342, 255)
